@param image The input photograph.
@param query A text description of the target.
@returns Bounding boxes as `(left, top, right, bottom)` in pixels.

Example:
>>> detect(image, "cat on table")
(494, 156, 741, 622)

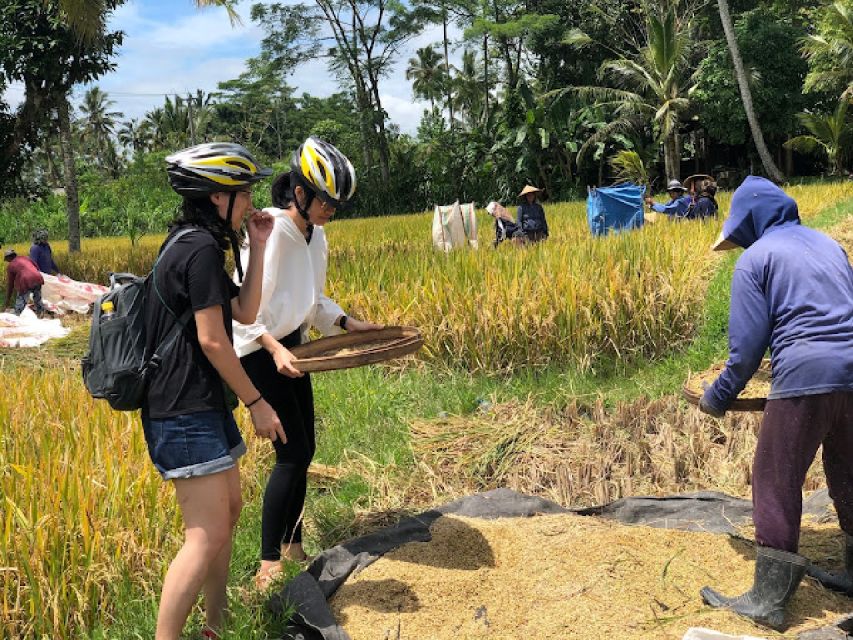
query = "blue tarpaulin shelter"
(587, 183, 646, 236)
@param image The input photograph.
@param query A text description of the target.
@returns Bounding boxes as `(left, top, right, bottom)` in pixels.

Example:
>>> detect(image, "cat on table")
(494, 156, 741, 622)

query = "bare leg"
(203, 465, 242, 633)
(155, 471, 234, 640)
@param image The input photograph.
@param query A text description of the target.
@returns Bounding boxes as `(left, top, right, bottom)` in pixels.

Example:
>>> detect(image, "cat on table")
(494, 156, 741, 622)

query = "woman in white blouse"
(234, 138, 381, 588)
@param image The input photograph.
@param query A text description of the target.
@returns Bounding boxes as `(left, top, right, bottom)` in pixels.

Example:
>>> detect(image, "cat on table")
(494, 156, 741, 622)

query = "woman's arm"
(196, 305, 287, 442)
(256, 331, 303, 378)
(232, 210, 274, 324)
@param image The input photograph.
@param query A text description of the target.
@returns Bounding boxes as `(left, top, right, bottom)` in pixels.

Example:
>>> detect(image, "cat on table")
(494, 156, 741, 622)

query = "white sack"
(0, 307, 70, 347)
(41, 274, 108, 315)
(432, 201, 478, 251)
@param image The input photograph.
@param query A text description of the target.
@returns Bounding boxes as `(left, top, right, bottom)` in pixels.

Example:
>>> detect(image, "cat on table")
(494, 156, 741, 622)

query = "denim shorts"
(141, 410, 247, 480)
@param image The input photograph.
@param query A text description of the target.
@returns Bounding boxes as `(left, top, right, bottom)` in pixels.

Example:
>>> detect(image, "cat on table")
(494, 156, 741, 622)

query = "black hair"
(170, 196, 232, 250)
(272, 171, 316, 242)
(271, 172, 294, 209)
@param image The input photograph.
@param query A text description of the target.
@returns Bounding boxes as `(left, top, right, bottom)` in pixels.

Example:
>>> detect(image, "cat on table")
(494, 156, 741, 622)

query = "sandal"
(253, 565, 283, 592)
(201, 627, 221, 640)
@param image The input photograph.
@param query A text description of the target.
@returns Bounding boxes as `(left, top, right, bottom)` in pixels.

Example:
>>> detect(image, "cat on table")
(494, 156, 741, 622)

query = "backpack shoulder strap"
(151, 227, 199, 324)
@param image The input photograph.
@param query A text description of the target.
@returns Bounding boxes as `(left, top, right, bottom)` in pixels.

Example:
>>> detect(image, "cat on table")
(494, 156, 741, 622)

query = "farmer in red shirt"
(4, 249, 45, 316)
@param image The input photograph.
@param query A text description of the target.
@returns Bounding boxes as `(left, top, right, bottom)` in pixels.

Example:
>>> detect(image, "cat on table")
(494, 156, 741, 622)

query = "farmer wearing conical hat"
(516, 185, 549, 243)
(697, 176, 853, 631)
(644, 179, 693, 219)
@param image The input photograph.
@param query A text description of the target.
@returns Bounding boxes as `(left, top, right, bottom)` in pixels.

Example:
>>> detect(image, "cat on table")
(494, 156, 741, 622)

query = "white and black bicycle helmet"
(166, 142, 271, 283)
(166, 142, 272, 197)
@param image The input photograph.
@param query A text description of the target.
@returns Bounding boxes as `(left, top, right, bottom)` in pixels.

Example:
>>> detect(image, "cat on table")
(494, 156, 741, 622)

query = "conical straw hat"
(518, 185, 542, 198)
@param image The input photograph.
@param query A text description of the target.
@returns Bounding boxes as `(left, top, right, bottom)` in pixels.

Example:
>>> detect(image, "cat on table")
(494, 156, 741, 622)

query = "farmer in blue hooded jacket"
(698, 176, 853, 630)
(644, 179, 693, 218)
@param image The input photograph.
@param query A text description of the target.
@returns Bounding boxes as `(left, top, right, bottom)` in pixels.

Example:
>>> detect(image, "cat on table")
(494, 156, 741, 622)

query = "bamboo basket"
(289, 326, 423, 372)
(682, 359, 771, 412)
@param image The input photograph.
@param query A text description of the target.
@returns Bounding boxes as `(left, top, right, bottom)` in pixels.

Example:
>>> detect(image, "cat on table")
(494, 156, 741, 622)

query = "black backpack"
(82, 228, 196, 411)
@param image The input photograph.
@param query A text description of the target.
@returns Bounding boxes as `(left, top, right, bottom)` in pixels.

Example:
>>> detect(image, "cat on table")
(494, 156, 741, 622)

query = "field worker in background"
(691, 178, 719, 219)
(698, 176, 853, 630)
(29, 229, 60, 275)
(517, 185, 549, 242)
(486, 201, 523, 247)
(644, 179, 693, 218)
(234, 137, 382, 590)
(146, 143, 284, 640)
(4, 248, 45, 316)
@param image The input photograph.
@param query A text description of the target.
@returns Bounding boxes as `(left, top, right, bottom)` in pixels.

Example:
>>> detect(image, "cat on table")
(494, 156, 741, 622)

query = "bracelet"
(339, 315, 348, 330)
(245, 394, 263, 409)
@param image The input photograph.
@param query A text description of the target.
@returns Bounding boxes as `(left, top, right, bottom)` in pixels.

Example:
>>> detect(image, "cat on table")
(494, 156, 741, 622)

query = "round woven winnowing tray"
(682, 359, 771, 412)
(289, 326, 424, 372)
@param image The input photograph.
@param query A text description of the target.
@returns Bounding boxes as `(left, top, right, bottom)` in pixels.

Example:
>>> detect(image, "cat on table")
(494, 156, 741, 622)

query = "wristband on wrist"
(245, 394, 263, 409)
(339, 315, 348, 330)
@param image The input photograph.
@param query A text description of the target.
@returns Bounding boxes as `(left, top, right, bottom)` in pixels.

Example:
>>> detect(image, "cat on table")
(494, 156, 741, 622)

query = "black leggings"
(241, 329, 315, 561)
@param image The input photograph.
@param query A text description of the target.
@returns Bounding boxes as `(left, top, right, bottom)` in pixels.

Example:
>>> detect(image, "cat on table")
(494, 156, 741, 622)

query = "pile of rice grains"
(684, 361, 772, 402)
(331, 513, 850, 639)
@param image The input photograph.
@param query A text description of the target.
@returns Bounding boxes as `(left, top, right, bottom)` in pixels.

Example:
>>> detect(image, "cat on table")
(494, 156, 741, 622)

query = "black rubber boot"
(808, 534, 853, 596)
(700, 545, 808, 631)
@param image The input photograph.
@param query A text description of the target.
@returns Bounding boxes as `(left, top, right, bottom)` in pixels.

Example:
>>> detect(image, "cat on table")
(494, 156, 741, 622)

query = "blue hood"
(722, 176, 800, 249)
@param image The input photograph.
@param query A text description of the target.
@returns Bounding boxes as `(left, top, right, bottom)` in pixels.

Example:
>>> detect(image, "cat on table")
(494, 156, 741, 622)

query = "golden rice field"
(9, 181, 846, 373)
(1, 181, 851, 638)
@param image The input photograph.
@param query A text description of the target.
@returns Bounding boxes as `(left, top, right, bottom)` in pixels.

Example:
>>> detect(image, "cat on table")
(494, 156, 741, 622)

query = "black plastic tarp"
(271, 488, 848, 640)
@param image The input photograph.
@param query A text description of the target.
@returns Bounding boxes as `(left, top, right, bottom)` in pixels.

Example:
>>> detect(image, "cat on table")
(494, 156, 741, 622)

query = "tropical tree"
(610, 150, 650, 186)
(716, 0, 785, 182)
(801, 0, 853, 99)
(59, 0, 240, 39)
(784, 97, 853, 175)
(562, 5, 697, 180)
(79, 86, 123, 165)
(454, 49, 485, 129)
(118, 119, 150, 155)
(693, 6, 809, 172)
(0, 0, 123, 248)
(406, 46, 447, 112)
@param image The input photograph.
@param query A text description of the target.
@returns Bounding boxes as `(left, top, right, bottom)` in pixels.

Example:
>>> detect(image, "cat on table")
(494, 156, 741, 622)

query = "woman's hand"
(344, 317, 384, 332)
(247, 209, 274, 247)
(273, 344, 304, 378)
(249, 399, 287, 443)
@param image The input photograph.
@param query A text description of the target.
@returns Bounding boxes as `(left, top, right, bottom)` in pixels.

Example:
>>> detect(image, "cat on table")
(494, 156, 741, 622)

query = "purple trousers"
(753, 391, 853, 552)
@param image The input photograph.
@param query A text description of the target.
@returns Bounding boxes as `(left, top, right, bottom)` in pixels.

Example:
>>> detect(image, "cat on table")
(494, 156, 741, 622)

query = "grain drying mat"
(271, 489, 852, 640)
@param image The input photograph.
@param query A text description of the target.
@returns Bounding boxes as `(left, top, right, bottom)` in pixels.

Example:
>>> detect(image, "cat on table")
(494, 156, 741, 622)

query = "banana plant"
(784, 97, 853, 175)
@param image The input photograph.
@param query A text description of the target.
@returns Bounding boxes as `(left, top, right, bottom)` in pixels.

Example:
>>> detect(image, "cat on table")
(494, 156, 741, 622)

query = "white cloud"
(71, 0, 468, 137)
(382, 94, 430, 134)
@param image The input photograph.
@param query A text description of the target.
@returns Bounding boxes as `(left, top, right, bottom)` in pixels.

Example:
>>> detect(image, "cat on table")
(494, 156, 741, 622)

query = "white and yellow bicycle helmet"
(291, 137, 357, 208)
(166, 142, 272, 197)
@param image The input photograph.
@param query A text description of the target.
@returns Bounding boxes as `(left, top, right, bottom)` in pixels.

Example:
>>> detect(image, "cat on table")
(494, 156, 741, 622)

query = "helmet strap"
(294, 180, 315, 244)
(225, 191, 245, 283)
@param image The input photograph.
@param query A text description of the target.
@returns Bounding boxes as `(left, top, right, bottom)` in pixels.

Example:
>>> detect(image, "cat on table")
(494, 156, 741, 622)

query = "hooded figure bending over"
(698, 176, 853, 630)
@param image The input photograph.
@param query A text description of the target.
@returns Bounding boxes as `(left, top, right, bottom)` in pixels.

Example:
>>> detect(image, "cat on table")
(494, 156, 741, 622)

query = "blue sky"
(70, 0, 462, 136)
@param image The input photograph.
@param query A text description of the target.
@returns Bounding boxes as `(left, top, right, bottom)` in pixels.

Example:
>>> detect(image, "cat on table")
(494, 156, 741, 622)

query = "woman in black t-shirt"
(144, 143, 285, 640)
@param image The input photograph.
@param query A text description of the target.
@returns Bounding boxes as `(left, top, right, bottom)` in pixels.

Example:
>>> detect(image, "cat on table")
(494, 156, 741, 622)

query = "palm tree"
(185, 89, 216, 145)
(406, 46, 447, 113)
(118, 119, 151, 155)
(560, 7, 694, 180)
(717, 0, 785, 183)
(784, 98, 853, 175)
(60, 0, 241, 38)
(454, 49, 483, 130)
(79, 86, 123, 161)
(801, 0, 853, 99)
